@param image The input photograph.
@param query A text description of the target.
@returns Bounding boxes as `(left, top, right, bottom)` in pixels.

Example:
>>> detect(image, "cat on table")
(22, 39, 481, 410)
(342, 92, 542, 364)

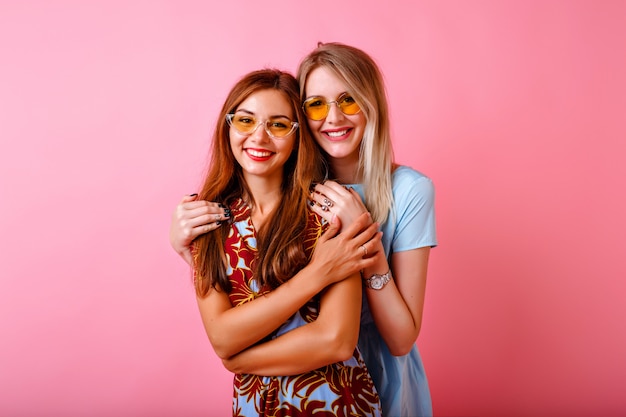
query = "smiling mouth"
(325, 129, 350, 138)
(245, 149, 274, 160)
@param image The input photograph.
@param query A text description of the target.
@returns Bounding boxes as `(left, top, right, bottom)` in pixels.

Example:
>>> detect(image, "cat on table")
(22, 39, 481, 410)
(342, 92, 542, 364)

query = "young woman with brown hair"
(189, 68, 382, 416)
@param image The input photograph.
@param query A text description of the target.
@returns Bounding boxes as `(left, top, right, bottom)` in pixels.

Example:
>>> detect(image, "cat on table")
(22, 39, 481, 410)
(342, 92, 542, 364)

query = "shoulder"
(392, 166, 435, 201)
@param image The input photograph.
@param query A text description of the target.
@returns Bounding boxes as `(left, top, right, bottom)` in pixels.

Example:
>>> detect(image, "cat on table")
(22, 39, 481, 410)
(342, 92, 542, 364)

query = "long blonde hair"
(297, 42, 394, 225)
(193, 69, 324, 297)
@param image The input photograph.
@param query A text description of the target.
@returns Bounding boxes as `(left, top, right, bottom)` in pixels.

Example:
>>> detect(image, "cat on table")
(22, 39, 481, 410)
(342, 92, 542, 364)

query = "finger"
(183, 212, 223, 230)
(308, 200, 334, 223)
(313, 182, 349, 204)
(180, 193, 199, 204)
(184, 203, 227, 219)
(309, 190, 331, 209)
(318, 214, 341, 243)
(361, 231, 383, 257)
(180, 200, 222, 211)
(200, 221, 223, 234)
(353, 222, 380, 247)
(356, 256, 381, 271)
(322, 180, 352, 196)
(339, 212, 372, 239)
(183, 220, 224, 242)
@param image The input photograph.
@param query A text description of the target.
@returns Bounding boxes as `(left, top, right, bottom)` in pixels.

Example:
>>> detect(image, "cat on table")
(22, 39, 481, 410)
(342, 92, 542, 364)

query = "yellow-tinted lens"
(337, 94, 360, 115)
(302, 94, 361, 120)
(231, 114, 258, 134)
(266, 118, 295, 138)
(303, 97, 328, 120)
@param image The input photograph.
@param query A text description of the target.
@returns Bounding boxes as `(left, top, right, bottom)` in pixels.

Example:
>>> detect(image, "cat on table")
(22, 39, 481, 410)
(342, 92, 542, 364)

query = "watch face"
(371, 277, 383, 290)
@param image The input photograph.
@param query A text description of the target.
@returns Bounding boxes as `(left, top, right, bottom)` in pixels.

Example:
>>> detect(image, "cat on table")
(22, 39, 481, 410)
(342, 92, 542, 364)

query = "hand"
(309, 212, 383, 287)
(169, 194, 230, 264)
(309, 181, 370, 232)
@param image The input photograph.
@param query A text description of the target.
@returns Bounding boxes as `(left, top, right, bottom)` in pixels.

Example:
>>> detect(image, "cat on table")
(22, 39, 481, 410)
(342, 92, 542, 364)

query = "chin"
(322, 144, 358, 160)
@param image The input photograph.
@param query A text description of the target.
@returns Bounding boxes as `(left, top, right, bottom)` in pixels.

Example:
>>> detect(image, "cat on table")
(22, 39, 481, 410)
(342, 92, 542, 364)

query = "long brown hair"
(193, 69, 324, 297)
(297, 42, 395, 225)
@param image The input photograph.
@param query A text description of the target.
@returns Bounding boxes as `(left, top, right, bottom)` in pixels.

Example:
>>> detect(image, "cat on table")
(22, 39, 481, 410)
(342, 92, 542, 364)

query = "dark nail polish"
(216, 221, 222, 226)
(224, 209, 231, 217)
(189, 193, 198, 197)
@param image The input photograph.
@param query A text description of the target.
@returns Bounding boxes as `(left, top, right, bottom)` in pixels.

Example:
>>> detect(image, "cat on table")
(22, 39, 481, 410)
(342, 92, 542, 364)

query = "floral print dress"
(225, 198, 382, 417)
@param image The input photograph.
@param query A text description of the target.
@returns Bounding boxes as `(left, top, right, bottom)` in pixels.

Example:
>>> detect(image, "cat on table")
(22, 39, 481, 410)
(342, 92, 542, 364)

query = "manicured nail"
(224, 209, 231, 217)
(216, 221, 222, 226)
(189, 193, 198, 197)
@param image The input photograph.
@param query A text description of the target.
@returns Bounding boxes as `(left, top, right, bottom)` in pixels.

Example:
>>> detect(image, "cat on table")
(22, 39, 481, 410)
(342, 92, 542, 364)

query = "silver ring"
(214, 214, 220, 220)
(321, 205, 329, 212)
(323, 198, 333, 208)
(360, 245, 367, 256)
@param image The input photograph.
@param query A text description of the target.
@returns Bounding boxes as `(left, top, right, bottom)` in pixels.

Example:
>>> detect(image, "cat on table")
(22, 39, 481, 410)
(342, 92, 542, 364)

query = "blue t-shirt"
(348, 165, 437, 417)
(349, 165, 437, 268)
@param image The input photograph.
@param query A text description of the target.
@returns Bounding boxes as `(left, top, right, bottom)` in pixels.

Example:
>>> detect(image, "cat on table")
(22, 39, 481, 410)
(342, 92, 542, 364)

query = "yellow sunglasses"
(302, 93, 361, 121)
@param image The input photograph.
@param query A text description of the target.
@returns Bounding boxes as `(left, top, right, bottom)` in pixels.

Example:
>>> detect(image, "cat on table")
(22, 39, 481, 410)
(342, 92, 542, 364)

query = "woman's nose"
(249, 121, 270, 141)
(325, 102, 345, 123)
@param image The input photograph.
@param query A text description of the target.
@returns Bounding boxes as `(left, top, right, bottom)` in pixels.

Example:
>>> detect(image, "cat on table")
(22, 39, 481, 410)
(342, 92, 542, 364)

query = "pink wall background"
(1, 1, 625, 416)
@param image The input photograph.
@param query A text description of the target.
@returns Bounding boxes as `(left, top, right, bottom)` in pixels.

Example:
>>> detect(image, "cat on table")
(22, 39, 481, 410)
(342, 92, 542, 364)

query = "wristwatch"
(364, 270, 391, 290)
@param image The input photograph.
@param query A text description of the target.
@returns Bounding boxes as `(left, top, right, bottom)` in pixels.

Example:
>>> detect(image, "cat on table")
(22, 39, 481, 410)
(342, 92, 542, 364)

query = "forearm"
(223, 321, 353, 376)
(200, 264, 328, 358)
(362, 247, 430, 356)
(223, 275, 362, 375)
(364, 279, 423, 355)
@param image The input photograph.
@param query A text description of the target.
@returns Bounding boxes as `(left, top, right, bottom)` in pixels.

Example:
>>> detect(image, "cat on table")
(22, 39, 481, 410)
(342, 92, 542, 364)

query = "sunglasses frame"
(302, 93, 362, 121)
(226, 113, 299, 140)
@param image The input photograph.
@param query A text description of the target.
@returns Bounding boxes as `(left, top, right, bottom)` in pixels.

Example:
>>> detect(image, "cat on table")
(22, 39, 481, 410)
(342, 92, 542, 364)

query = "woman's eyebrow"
(234, 108, 293, 120)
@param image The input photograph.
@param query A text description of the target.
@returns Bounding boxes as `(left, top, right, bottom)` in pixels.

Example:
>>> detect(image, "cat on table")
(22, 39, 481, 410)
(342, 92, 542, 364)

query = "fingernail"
(308, 200, 315, 207)
(189, 193, 198, 197)
(224, 209, 231, 217)
(218, 203, 226, 208)
(216, 221, 222, 226)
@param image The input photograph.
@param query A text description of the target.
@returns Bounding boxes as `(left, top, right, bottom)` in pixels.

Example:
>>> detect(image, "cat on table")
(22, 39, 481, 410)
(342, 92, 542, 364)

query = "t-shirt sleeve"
(392, 173, 438, 252)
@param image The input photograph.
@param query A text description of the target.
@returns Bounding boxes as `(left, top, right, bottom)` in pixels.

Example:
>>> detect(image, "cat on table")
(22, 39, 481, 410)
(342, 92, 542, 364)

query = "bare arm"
(195, 213, 381, 359)
(311, 180, 432, 356)
(222, 272, 363, 376)
(362, 247, 430, 356)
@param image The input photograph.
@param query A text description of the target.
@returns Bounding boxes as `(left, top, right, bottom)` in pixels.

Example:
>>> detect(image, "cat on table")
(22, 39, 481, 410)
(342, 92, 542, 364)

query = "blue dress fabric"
(349, 166, 437, 417)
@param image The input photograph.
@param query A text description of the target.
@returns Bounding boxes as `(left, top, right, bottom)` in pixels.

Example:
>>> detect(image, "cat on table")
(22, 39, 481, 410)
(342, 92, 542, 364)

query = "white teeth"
(326, 129, 348, 137)
(247, 149, 271, 157)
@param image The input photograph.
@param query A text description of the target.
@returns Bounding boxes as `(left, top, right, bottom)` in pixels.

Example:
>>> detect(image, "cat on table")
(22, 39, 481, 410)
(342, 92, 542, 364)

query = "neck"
(243, 173, 283, 228)
(327, 154, 361, 184)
